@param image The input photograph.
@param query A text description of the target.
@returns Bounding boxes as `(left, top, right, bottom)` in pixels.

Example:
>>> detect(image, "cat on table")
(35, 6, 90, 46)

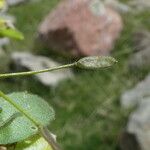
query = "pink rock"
(38, 0, 123, 57)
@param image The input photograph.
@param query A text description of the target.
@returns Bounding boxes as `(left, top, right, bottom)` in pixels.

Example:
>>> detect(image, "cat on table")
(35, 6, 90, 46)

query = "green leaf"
(14, 135, 53, 150)
(76, 56, 117, 69)
(0, 92, 55, 145)
(0, 28, 24, 40)
(0, 19, 24, 40)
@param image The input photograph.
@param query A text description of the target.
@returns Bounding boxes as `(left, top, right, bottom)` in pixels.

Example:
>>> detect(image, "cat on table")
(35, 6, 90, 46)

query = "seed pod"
(76, 56, 117, 69)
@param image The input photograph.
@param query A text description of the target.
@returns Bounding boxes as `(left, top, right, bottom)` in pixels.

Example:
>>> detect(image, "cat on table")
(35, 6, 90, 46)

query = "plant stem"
(39, 126, 61, 150)
(0, 91, 40, 127)
(0, 63, 75, 79)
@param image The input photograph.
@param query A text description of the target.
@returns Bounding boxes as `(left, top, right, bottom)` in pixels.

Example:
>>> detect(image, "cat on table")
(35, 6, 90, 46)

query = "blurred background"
(0, 0, 150, 149)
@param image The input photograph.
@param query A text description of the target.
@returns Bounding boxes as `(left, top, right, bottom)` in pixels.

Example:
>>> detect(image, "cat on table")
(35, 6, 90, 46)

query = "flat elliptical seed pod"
(76, 56, 117, 69)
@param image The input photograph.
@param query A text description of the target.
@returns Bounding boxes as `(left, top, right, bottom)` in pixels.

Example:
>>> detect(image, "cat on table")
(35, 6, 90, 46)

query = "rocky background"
(0, 0, 150, 150)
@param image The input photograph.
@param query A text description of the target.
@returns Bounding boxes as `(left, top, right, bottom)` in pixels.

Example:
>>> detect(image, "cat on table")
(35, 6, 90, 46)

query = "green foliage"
(0, 92, 55, 144)
(1, 0, 148, 149)
(8, 0, 59, 50)
(0, 28, 24, 40)
(0, 54, 118, 149)
(0, 1, 57, 149)
(0, 19, 24, 40)
(0, 0, 132, 149)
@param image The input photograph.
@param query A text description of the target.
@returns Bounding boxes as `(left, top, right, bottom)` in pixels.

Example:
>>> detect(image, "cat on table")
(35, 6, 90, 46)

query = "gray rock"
(129, 30, 150, 70)
(11, 52, 73, 86)
(104, 0, 131, 13)
(120, 97, 150, 150)
(133, 30, 150, 52)
(129, 48, 150, 70)
(128, 0, 150, 12)
(121, 74, 150, 108)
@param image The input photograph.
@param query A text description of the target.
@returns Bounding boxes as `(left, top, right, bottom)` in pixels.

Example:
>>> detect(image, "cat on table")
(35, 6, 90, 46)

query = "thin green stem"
(0, 63, 75, 79)
(0, 91, 40, 127)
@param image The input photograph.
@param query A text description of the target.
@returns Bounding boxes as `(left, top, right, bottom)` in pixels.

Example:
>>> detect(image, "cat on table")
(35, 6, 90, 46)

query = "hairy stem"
(0, 63, 75, 79)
